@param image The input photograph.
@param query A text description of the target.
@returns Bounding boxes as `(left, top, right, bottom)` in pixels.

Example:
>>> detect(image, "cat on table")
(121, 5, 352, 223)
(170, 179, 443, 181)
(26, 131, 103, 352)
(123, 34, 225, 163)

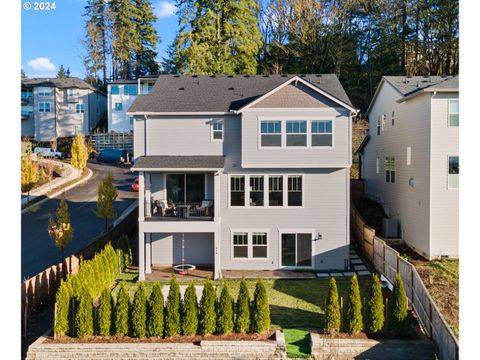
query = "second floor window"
(260, 120, 281, 147)
(230, 176, 245, 206)
(211, 120, 223, 140)
(391, 111, 395, 126)
(311, 120, 333, 146)
(385, 156, 396, 183)
(21, 89, 32, 98)
(249, 176, 264, 206)
(377, 116, 381, 135)
(448, 156, 459, 189)
(448, 99, 459, 127)
(115, 103, 123, 111)
(67, 88, 78, 97)
(76, 103, 85, 113)
(269, 176, 283, 206)
(111, 85, 119, 95)
(286, 120, 307, 146)
(288, 176, 303, 206)
(124, 85, 138, 96)
(38, 102, 51, 112)
(38, 87, 52, 97)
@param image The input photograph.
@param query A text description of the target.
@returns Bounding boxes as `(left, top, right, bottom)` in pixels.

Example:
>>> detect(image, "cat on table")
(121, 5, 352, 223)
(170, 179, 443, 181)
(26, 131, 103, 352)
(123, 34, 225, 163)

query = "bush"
(54, 280, 72, 337)
(389, 272, 409, 336)
(366, 274, 384, 333)
(182, 282, 199, 336)
(147, 282, 164, 337)
(75, 294, 94, 337)
(165, 275, 181, 337)
(131, 282, 147, 338)
(117, 234, 133, 270)
(199, 279, 217, 335)
(346, 274, 363, 334)
(235, 278, 250, 333)
(217, 285, 234, 334)
(114, 281, 130, 336)
(325, 277, 341, 334)
(97, 288, 112, 336)
(251, 279, 270, 333)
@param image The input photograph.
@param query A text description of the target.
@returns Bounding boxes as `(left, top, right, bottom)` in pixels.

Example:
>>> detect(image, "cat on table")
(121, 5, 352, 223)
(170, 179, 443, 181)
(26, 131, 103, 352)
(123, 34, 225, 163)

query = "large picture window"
(268, 176, 283, 206)
(311, 120, 333, 146)
(448, 99, 459, 127)
(287, 176, 302, 206)
(260, 121, 281, 147)
(286, 120, 307, 146)
(448, 156, 459, 189)
(233, 233, 248, 258)
(249, 176, 264, 206)
(230, 176, 245, 206)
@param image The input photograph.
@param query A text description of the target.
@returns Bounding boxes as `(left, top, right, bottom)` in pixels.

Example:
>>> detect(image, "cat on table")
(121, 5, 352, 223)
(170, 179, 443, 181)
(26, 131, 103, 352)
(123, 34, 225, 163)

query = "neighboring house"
(128, 74, 358, 280)
(21, 78, 107, 141)
(107, 77, 157, 132)
(358, 76, 459, 260)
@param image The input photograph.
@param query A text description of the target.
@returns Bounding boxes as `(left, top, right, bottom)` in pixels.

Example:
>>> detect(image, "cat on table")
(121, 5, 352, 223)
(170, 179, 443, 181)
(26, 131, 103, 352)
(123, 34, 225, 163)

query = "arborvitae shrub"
(131, 282, 147, 338)
(251, 279, 270, 333)
(116, 249, 124, 274)
(325, 277, 341, 334)
(182, 282, 199, 336)
(117, 234, 133, 268)
(199, 279, 217, 335)
(147, 282, 164, 337)
(389, 272, 409, 336)
(97, 288, 112, 336)
(217, 285, 234, 334)
(54, 280, 72, 336)
(366, 274, 384, 333)
(165, 275, 181, 336)
(114, 281, 130, 336)
(346, 274, 363, 334)
(75, 294, 94, 337)
(235, 278, 250, 333)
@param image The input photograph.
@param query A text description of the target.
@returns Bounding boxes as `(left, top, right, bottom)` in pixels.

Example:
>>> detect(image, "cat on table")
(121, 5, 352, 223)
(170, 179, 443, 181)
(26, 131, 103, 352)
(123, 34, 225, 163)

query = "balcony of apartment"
(21, 91, 33, 106)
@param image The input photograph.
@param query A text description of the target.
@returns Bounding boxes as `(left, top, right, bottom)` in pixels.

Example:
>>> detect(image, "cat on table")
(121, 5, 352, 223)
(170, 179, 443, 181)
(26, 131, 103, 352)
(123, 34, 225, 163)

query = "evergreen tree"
(66, 68, 71, 77)
(366, 274, 385, 333)
(71, 134, 89, 170)
(251, 279, 270, 333)
(131, 282, 147, 337)
(235, 278, 250, 333)
(97, 288, 112, 336)
(114, 281, 129, 335)
(389, 272, 409, 336)
(182, 282, 199, 336)
(132, 0, 159, 77)
(325, 277, 341, 334)
(147, 282, 164, 337)
(21, 68, 27, 79)
(21, 154, 38, 202)
(199, 279, 217, 335)
(54, 281, 72, 337)
(57, 65, 67, 78)
(165, 275, 181, 336)
(346, 274, 363, 334)
(96, 172, 118, 231)
(75, 294, 94, 337)
(47, 193, 74, 265)
(217, 284, 234, 334)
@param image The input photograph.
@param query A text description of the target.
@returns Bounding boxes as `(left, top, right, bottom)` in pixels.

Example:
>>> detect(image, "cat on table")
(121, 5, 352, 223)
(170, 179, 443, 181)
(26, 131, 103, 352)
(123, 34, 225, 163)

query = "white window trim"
(38, 102, 52, 113)
(311, 120, 334, 148)
(38, 87, 52, 97)
(286, 120, 308, 148)
(76, 103, 85, 113)
(227, 174, 305, 209)
(115, 102, 123, 111)
(448, 99, 459, 127)
(447, 155, 459, 190)
(278, 229, 316, 269)
(210, 118, 224, 142)
(230, 229, 270, 260)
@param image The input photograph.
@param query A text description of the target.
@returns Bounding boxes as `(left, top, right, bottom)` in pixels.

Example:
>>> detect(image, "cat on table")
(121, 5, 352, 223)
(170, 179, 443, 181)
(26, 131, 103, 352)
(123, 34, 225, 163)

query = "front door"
(281, 233, 312, 267)
(166, 174, 205, 204)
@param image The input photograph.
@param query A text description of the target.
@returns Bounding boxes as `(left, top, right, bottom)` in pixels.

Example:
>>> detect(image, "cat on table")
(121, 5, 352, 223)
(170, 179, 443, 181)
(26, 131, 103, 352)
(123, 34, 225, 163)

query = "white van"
(33, 147, 64, 159)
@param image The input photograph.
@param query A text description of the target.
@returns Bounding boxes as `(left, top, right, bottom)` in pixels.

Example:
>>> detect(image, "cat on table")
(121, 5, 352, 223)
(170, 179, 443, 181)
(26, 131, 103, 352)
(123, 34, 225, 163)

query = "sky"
(21, 0, 179, 78)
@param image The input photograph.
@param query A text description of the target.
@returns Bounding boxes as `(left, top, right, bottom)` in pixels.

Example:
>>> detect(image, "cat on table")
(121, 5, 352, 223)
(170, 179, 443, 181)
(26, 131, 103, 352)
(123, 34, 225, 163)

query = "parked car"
(96, 148, 128, 164)
(33, 147, 64, 159)
(131, 178, 139, 191)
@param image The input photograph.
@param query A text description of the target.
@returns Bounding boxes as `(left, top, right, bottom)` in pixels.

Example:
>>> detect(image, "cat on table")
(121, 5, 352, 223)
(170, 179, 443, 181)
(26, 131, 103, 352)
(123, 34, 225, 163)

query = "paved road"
(21, 161, 137, 279)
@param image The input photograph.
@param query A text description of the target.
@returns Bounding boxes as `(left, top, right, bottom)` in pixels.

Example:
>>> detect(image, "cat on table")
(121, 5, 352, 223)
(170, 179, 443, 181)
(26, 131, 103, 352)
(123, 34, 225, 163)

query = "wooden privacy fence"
(351, 204, 459, 360)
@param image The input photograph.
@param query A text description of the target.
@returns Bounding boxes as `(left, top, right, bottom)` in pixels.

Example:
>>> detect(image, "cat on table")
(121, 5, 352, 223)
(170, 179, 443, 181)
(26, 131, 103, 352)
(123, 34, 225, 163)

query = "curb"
(21, 167, 93, 214)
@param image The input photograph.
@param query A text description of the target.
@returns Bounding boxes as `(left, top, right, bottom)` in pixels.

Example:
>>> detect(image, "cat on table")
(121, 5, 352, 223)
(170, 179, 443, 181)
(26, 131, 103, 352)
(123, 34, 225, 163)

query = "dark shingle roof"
(128, 74, 353, 113)
(21, 77, 104, 93)
(426, 76, 458, 91)
(383, 76, 456, 97)
(132, 155, 225, 170)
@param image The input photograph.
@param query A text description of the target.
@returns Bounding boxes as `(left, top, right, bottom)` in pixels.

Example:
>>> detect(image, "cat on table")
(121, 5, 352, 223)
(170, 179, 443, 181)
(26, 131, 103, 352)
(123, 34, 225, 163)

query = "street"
(21, 161, 137, 279)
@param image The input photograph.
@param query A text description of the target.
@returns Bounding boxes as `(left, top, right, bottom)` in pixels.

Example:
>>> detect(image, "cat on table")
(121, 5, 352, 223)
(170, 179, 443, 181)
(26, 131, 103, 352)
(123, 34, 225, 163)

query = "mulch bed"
(44, 330, 276, 344)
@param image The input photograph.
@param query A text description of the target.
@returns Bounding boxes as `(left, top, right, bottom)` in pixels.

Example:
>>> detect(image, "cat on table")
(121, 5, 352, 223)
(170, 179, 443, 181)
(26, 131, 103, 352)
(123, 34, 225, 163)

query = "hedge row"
(63, 277, 270, 338)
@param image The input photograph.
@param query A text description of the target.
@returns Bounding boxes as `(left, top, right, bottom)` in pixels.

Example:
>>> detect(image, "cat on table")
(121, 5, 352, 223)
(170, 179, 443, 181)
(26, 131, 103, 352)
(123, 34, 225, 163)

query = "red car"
(131, 178, 139, 191)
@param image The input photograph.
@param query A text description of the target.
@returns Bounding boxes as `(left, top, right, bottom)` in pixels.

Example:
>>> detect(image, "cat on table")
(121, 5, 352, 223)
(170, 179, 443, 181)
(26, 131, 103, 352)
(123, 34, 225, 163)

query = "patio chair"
(194, 200, 213, 217)
(154, 199, 175, 216)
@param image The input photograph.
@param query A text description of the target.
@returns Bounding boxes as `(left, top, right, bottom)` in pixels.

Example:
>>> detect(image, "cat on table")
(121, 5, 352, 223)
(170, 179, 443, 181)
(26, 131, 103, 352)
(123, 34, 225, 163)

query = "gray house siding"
(34, 87, 56, 141)
(21, 116, 35, 137)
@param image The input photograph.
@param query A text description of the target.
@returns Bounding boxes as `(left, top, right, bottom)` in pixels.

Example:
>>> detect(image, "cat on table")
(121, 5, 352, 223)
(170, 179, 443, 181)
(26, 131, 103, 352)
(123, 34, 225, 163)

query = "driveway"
(21, 161, 137, 280)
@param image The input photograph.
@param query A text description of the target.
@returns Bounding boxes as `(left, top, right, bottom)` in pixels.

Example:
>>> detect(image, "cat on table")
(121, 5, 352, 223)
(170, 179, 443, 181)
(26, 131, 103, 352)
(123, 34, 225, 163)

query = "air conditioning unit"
(382, 218, 399, 239)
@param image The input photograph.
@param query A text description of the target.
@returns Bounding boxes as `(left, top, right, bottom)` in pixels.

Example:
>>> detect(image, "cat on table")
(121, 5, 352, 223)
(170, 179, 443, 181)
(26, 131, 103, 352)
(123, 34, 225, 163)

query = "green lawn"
(283, 329, 311, 358)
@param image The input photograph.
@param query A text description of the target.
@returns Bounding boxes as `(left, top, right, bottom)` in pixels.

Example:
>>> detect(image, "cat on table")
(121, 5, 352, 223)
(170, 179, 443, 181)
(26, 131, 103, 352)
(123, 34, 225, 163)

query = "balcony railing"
(145, 200, 214, 221)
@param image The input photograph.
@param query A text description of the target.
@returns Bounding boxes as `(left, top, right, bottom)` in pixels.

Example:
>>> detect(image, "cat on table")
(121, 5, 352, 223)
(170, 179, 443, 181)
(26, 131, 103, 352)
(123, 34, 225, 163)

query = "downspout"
(144, 114, 148, 156)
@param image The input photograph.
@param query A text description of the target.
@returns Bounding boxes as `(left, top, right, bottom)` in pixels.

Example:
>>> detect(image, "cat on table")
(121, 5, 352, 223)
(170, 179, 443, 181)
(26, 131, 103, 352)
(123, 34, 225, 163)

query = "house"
(107, 77, 157, 133)
(21, 77, 107, 141)
(128, 74, 358, 280)
(358, 76, 459, 260)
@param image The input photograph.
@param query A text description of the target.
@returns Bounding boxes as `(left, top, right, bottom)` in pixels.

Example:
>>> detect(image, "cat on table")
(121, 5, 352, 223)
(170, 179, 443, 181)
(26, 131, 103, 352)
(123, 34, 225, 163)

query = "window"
(21, 89, 32, 98)
(381, 114, 386, 131)
(286, 120, 307, 146)
(252, 232, 267, 258)
(75, 103, 85, 113)
(111, 85, 119, 95)
(260, 121, 281, 147)
(211, 120, 223, 141)
(38, 87, 52, 97)
(233, 233, 248, 258)
(288, 176, 302, 206)
(391, 111, 395, 126)
(377, 116, 381, 135)
(230, 176, 245, 206)
(311, 120, 333, 146)
(448, 156, 459, 189)
(129, 116, 134, 125)
(448, 99, 459, 127)
(268, 176, 283, 206)
(124, 85, 138, 96)
(38, 102, 51, 112)
(385, 157, 396, 183)
(249, 176, 264, 206)
(376, 158, 380, 174)
(67, 88, 78, 97)
(115, 102, 123, 111)
(407, 147, 411, 166)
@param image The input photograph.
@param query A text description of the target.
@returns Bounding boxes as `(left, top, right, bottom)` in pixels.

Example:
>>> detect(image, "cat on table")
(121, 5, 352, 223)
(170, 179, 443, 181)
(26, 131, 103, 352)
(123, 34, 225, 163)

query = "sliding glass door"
(166, 174, 205, 204)
(281, 233, 312, 267)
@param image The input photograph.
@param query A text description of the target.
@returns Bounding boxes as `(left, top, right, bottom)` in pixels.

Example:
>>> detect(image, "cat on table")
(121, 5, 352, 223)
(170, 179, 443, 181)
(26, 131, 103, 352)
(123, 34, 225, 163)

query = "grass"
(283, 329, 311, 358)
